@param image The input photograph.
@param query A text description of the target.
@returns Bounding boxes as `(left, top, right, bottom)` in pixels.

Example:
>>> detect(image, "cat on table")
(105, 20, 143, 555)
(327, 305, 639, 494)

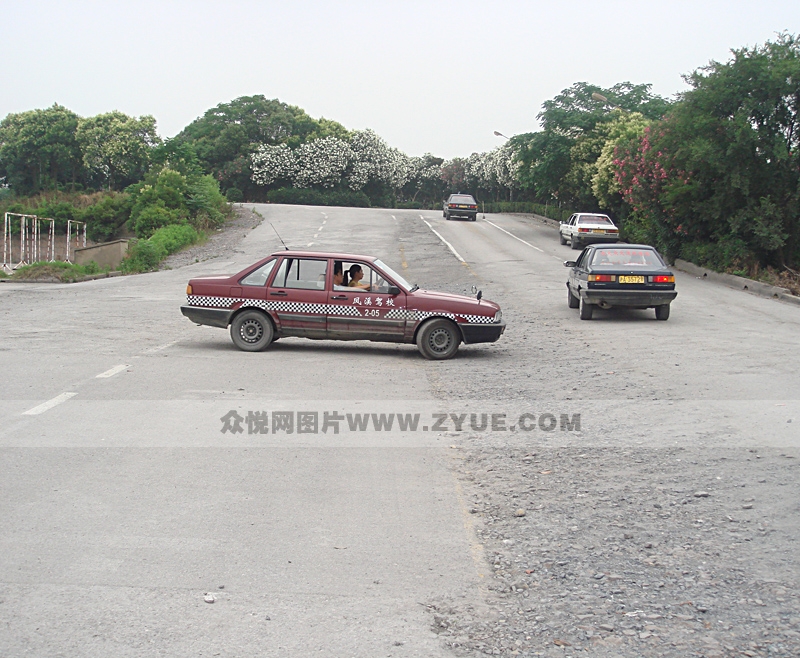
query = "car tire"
(443, 210, 446, 217)
(445, 212, 450, 220)
(416, 318, 461, 360)
(655, 304, 670, 321)
(230, 310, 274, 351)
(571, 238, 582, 250)
(579, 297, 593, 320)
(471, 216, 477, 221)
(559, 232, 567, 245)
(568, 287, 579, 309)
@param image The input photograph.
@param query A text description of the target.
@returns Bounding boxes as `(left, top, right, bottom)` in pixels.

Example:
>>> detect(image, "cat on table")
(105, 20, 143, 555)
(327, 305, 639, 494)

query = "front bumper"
(181, 305, 233, 328)
(459, 321, 506, 344)
(580, 289, 677, 307)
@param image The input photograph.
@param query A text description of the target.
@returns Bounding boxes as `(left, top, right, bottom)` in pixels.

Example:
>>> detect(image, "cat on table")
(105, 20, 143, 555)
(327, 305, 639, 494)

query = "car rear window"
(450, 195, 476, 204)
(591, 248, 664, 267)
(577, 215, 613, 225)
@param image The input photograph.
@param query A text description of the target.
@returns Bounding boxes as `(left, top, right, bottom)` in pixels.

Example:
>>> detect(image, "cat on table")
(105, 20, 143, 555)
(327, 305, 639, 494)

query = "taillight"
(186, 284, 193, 295)
(469, 205, 477, 209)
(578, 228, 591, 232)
(650, 275, 674, 283)
(608, 229, 619, 233)
(449, 204, 457, 208)
(589, 274, 615, 282)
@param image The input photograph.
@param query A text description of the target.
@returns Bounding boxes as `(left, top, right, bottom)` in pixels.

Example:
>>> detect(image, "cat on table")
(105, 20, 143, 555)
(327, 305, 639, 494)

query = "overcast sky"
(2, 0, 799, 159)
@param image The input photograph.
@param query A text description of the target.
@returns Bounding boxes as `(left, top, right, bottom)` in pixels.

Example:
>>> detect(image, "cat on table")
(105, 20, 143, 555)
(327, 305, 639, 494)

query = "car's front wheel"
(655, 304, 670, 321)
(559, 232, 567, 245)
(416, 318, 461, 360)
(230, 310, 274, 351)
(568, 287, 579, 308)
(579, 297, 593, 320)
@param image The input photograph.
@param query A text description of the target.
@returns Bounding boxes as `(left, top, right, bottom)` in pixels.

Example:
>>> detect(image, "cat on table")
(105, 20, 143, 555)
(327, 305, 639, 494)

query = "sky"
(1, 0, 799, 159)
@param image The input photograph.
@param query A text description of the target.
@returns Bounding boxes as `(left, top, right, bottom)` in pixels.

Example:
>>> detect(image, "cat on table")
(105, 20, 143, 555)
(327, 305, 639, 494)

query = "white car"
(559, 213, 620, 250)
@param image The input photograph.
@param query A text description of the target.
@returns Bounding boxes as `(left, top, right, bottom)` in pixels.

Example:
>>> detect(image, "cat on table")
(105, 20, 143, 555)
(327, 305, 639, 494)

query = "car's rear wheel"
(559, 232, 567, 245)
(655, 304, 670, 321)
(579, 297, 593, 320)
(230, 310, 274, 351)
(568, 287, 579, 308)
(445, 212, 450, 220)
(571, 238, 582, 250)
(416, 318, 461, 360)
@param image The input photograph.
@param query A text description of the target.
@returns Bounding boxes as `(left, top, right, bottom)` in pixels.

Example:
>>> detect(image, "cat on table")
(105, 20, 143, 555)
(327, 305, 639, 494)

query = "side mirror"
(564, 260, 576, 267)
(476, 290, 482, 301)
(388, 285, 401, 295)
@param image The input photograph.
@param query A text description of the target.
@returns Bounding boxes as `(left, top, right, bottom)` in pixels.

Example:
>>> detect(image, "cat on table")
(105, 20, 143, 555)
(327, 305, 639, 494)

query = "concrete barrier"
(74, 240, 129, 270)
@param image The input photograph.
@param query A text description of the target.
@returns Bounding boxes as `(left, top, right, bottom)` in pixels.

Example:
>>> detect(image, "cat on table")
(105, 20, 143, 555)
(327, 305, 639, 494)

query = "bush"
(395, 201, 422, 209)
(11, 260, 105, 282)
(187, 174, 227, 228)
(148, 223, 198, 256)
(481, 201, 574, 222)
(82, 193, 132, 242)
(134, 204, 184, 238)
(266, 187, 370, 207)
(121, 240, 167, 273)
(225, 187, 244, 202)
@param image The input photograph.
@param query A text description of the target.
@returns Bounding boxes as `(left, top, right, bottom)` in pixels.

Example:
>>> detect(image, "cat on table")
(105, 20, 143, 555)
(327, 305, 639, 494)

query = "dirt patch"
(160, 205, 264, 270)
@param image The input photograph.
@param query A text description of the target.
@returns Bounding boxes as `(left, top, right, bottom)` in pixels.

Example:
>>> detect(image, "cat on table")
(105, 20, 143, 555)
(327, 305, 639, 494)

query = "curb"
(673, 259, 800, 307)
(0, 271, 123, 284)
(502, 212, 561, 229)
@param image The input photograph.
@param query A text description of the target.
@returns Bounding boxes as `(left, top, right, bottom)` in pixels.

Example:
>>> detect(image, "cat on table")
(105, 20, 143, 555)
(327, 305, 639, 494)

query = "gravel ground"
(160, 204, 263, 269)
(429, 442, 800, 657)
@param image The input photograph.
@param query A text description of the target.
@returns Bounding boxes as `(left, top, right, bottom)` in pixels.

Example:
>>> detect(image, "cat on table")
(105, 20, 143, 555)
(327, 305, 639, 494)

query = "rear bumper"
(181, 305, 232, 328)
(459, 321, 506, 344)
(573, 234, 619, 244)
(580, 289, 677, 307)
(446, 208, 478, 218)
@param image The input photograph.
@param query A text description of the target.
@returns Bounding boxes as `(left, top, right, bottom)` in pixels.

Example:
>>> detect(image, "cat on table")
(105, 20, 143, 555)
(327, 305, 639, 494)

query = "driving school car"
(181, 250, 505, 359)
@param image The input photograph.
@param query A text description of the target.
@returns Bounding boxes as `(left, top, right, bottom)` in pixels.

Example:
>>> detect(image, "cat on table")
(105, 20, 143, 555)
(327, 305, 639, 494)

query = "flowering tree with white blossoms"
(251, 143, 297, 186)
(292, 136, 353, 189)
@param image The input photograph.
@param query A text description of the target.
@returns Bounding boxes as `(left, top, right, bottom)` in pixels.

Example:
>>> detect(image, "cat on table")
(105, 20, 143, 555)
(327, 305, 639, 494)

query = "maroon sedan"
(181, 250, 505, 359)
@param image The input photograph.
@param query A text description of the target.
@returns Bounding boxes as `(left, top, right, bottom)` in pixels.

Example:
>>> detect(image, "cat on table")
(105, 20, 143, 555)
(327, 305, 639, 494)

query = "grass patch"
(10, 261, 106, 283)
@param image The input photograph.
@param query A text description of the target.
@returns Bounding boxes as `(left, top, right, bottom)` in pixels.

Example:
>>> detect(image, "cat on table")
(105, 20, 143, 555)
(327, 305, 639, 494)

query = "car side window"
(575, 250, 588, 269)
(271, 258, 328, 290)
(240, 259, 276, 286)
(569, 215, 576, 226)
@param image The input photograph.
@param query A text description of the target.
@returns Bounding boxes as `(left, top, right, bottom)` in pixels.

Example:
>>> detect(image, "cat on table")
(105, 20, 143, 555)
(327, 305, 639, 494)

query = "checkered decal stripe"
(186, 296, 495, 323)
(187, 295, 362, 316)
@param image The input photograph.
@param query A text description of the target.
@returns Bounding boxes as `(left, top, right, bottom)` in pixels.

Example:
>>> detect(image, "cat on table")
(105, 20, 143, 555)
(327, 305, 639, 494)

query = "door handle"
(270, 291, 288, 296)
(330, 295, 347, 300)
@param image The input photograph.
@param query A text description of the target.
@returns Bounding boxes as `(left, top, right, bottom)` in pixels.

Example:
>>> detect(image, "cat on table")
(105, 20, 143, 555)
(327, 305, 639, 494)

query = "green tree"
(174, 96, 348, 199)
(0, 104, 83, 194)
(77, 111, 160, 190)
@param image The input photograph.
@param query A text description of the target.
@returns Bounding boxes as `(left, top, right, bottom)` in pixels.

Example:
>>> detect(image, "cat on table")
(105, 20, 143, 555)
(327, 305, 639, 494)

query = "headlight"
(494, 310, 502, 323)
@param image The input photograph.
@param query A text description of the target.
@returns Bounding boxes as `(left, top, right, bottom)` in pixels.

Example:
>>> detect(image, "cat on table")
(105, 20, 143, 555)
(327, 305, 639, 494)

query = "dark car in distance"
(181, 250, 505, 359)
(564, 244, 677, 320)
(443, 194, 478, 221)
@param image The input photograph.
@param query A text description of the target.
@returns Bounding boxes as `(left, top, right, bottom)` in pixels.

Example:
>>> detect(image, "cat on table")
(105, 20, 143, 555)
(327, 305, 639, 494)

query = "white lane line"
(22, 392, 77, 416)
(322, 220, 327, 225)
(96, 364, 130, 379)
(482, 218, 544, 252)
(307, 242, 314, 246)
(422, 220, 466, 263)
(314, 233, 319, 238)
(144, 340, 178, 354)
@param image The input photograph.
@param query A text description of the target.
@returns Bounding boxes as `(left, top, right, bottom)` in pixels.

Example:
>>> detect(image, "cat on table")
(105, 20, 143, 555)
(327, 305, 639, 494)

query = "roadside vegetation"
(10, 260, 106, 283)
(1, 33, 797, 282)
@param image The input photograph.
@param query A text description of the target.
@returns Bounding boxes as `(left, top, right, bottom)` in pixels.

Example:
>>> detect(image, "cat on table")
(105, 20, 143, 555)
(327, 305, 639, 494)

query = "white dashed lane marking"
(482, 218, 544, 252)
(96, 364, 130, 379)
(22, 392, 77, 416)
(421, 218, 466, 264)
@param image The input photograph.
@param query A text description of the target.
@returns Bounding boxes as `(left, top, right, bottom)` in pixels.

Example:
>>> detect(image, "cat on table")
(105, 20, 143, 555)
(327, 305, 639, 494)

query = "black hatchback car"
(564, 244, 677, 320)
(443, 194, 478, 221)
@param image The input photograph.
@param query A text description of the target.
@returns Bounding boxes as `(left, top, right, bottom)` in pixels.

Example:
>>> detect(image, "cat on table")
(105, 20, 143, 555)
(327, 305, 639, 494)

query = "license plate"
(592, 229, 605, 233)
(458, 205, 467, 208)
(619, 276, 645, 284)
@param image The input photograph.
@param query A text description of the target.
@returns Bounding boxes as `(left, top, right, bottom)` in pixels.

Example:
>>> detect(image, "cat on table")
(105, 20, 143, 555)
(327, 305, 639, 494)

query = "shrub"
(225, 187, 244, 202)
(82, 193, 132, 242)
(266, 187, 370, 207)
(134, 204, 184, 238)
(148, 223, 198, 256)
(121, 240, 167, 273)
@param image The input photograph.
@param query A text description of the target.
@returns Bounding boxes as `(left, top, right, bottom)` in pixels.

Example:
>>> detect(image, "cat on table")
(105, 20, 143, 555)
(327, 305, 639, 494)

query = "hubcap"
(240, 319, 263, 343)
(428, 328, 452, 353)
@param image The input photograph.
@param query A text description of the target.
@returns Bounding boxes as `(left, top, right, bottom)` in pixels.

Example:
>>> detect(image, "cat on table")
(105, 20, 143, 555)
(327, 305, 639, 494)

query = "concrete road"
(1, 204, 798, 657)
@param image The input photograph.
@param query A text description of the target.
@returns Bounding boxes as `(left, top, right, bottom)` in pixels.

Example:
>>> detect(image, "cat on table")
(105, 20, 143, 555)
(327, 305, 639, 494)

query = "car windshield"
(578, 215, 614, 225)
(450, 195, 476, 204)
(591, 248, 663, 267)
(373, 259, 413, 291)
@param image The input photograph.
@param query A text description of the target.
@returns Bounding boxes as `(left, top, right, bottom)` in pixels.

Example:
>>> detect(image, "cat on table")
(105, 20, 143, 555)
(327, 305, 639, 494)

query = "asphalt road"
(1, 205, 798, 657)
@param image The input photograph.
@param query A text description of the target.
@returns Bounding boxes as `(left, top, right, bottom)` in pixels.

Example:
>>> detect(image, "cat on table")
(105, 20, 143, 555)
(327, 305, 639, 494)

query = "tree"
(0, 104, 83, 194)
(77, 111, 160, 190)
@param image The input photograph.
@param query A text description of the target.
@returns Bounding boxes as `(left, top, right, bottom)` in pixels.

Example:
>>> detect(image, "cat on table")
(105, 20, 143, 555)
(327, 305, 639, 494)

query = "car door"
(326, 260, 407, 342)
(267, 256, 329, 338)
(562, 214, 574, 239)
(569, 248, 589, 294)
